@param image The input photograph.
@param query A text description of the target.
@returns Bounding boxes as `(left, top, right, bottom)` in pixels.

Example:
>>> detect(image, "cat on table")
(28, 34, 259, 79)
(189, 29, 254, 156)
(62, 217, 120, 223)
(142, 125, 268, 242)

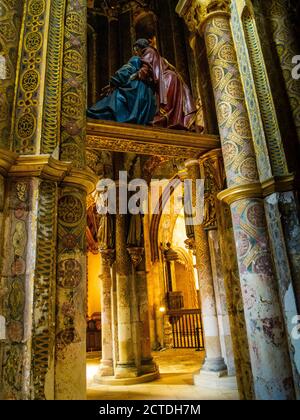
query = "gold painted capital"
(8, 155, 71, 181)
(218, 174, 295, 205)
(63, 168, 98, 195)
(5, 153, 97, 194)
(0, 148, 18, 177)
(217, 183, 262, 205)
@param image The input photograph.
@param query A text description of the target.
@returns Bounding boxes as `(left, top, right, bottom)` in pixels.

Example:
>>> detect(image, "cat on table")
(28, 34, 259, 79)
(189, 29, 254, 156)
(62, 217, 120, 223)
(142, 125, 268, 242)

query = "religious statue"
(133, 38, 197, 130)
(95, 185, 115, 250)
(87, 55, 156, 125)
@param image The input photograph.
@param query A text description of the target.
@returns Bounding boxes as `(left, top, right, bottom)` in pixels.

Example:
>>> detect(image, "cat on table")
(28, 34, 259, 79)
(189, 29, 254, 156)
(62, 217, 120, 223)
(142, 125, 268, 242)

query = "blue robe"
(87, 56, 156, 125)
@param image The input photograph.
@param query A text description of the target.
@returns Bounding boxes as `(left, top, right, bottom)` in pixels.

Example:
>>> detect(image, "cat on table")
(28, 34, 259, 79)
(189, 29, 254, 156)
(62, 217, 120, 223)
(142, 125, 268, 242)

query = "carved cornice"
(218, 174, 295, 205)
(0, 149, 18, 177)
(87, 120, 220, 158)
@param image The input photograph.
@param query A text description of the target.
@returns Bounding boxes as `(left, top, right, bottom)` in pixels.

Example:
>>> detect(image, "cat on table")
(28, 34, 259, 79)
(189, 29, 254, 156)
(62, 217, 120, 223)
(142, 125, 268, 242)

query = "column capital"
(184, 158, 200, 169)
(177, 0, 231, 34)
(127, 247, 144, 268)
(99, 248, 115, 266)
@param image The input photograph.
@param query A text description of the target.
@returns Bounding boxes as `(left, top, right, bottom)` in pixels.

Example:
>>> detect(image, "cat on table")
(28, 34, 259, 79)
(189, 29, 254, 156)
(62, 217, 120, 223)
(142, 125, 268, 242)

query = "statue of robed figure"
(133, 39, 196, 130)
(87, 56, 156, 125)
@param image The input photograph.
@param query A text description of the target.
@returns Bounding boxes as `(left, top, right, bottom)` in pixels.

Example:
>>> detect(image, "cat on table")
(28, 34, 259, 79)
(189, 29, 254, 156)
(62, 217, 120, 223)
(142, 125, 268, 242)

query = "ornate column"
(230, 0, 300, 397)
(266, 0, 300, 146)
(185, 159, 227, 378)
(200, 2, 295, 399)
(55, 0, 89, 400)
(0, 0, 24, 150)
(95, 249, 115, 378)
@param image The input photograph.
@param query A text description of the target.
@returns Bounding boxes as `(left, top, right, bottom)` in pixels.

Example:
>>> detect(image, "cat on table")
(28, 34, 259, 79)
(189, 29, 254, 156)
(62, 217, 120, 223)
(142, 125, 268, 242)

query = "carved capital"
(99, 249, 115, 267)
(184, 237, 196, 252)
(127, 247, 144, 268)
(199, 149, 225, 229)
(177, 0, 231, 34)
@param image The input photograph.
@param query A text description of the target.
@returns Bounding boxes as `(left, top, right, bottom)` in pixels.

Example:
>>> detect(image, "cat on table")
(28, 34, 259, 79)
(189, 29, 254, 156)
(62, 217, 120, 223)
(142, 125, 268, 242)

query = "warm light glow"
(86, 360, 99, 384)
(159, 306, 166, 313)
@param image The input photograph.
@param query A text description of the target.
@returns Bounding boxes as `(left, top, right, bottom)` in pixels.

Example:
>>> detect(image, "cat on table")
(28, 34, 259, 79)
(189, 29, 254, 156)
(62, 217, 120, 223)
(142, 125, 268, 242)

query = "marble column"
(266, 0, 300, 146)
(95, 249, 115, 378)
(185, 159, 227, 375)
(201, 7, 295, 399)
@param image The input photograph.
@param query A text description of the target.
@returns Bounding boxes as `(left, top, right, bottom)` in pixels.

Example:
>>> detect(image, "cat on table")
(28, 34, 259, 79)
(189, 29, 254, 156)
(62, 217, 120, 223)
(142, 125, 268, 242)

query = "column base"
(194, 370, 238, 390)
(140, 358, 159, 375)
(94, 370, 160, 386)
(114, 363, 139, 379)
(94, 360, 114, 379)
(201, 356, 227, 373)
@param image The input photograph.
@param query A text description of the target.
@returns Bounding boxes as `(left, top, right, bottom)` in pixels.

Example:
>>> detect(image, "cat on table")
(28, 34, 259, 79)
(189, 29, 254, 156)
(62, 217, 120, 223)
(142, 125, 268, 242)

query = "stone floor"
(87, 349, 239, 400)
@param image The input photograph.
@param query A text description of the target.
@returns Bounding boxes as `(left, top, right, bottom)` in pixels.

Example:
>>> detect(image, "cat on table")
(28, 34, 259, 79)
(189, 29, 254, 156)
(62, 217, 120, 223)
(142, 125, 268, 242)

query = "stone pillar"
(266, 0, 300, 146)
(114, 211, 138, 379)
(201, 5, 295, 399)
(129, 250, 158, 376)
(185, 159, 227, 376)
(208, 229, 235, 376)
(95, 249, 115, 378)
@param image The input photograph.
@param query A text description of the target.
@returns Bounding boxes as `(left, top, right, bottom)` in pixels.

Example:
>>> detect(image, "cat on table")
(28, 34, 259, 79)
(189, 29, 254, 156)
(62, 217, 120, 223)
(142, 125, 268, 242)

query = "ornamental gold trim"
(63, 168, 98, 195)
(218, 174, 295, 204)
(9, 155, 71, 181)
(87, 120, 220, 158)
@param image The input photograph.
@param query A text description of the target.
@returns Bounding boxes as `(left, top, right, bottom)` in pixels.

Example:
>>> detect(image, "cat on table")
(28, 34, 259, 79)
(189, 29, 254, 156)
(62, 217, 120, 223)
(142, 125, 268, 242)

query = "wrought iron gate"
(167, 309, 204, 349)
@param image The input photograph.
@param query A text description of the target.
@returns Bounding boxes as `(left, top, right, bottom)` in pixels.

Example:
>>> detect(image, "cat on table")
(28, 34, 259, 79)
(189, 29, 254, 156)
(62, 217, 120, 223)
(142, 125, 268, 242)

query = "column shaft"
(185, 160, 226, 373)
(95, 250, 114, 377)
(115, 212, 138, 378)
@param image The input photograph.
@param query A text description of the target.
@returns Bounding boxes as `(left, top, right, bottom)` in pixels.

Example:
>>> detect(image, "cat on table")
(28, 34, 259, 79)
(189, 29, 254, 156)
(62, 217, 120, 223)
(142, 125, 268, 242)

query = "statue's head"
(133, 38, 150, 56)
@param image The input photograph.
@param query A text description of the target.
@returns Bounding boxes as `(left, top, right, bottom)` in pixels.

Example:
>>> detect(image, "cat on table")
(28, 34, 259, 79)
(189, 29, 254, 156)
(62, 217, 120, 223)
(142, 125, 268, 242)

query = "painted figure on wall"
(133, 39, 196, 130)
(87, 55, 156, 125)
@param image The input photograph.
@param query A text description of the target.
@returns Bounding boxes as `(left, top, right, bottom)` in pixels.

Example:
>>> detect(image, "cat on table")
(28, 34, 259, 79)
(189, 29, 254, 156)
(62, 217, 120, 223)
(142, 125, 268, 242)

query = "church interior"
(0, 0, 300, 400)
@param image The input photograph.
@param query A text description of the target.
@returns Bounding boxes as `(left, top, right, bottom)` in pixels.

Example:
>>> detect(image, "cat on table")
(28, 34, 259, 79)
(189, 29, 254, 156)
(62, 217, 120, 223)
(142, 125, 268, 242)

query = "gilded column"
(55, 0, 88, 400)
(201, 3, 295, 399)
(0, 0, 24, 150)
(95, 249, 115, 378)
(185, 159, 227, 376)
(266, 0, 300, 146)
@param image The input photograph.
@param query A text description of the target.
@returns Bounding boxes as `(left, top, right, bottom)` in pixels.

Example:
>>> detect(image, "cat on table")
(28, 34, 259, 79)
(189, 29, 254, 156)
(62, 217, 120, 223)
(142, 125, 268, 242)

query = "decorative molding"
(5, 154, 97, 194)
(8, 155, 71, 181)
(87, 120, 220, 158)
(218, 174, 295, 204)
